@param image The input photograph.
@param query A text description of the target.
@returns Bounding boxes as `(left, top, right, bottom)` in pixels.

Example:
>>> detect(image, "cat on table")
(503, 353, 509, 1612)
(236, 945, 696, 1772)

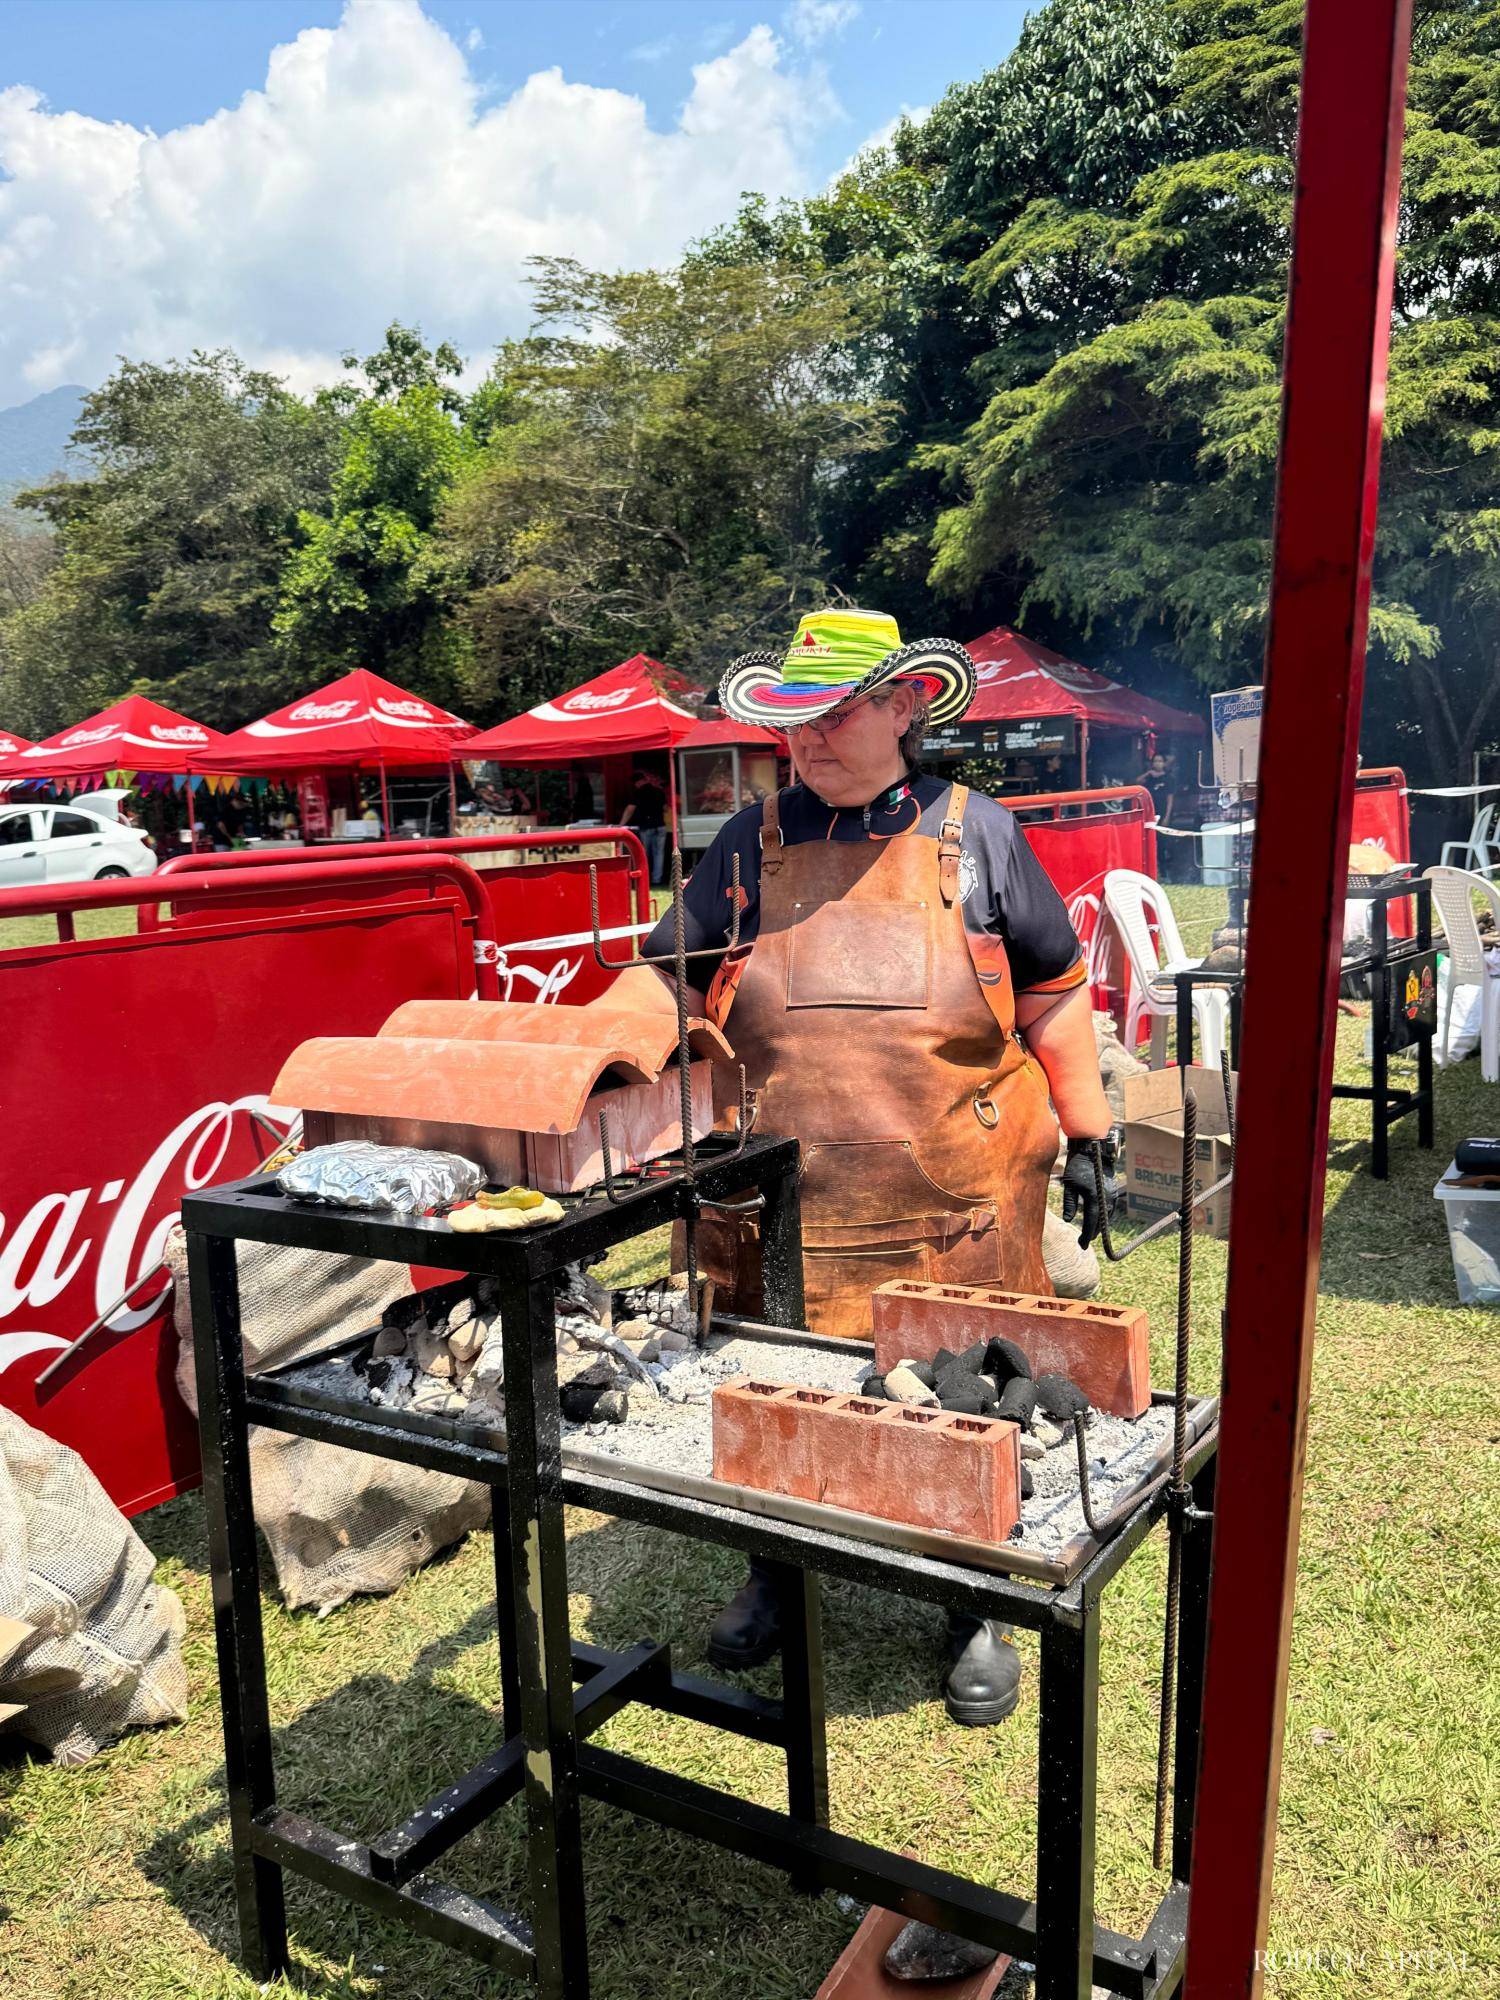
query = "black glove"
(1061, 1135, 1121, 1250)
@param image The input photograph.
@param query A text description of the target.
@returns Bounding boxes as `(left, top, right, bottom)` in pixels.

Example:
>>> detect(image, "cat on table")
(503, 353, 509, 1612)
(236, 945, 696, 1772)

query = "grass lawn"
(2, 888, 1496, 1998)
(0, 908, 138, 951)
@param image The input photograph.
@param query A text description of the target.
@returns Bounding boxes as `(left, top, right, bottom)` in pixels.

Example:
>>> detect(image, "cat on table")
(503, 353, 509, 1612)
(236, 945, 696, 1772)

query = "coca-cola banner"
(0, 896, 475, 1513)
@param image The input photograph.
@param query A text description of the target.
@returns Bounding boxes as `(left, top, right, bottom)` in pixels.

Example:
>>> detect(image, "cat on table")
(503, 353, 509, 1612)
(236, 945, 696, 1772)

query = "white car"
(0, 800, 157, 886)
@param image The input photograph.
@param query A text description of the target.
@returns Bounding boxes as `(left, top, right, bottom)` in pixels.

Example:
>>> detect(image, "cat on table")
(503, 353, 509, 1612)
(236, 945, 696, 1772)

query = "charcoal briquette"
(984, 1336, 1033, 1386)
(1034, 1371, 1091, 1420)
(934, 1374, 988, 1416)
(995, 1377, 1038, 1427)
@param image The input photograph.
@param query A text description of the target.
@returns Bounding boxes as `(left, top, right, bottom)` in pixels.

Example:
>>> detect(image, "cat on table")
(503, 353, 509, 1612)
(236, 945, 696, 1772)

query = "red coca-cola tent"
(464, 654, 703, 821)
(464, 655, 699, 763)
(964, 626, 1204, 784)
(0, 695, 225, 780)
(192, 668, 476, 832)
(0, 696, 228, 842)
(0, 727, 37, 792)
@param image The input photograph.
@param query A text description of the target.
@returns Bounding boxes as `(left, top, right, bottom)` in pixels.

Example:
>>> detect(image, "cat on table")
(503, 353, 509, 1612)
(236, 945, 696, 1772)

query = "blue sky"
(0, 1, 1029, 410)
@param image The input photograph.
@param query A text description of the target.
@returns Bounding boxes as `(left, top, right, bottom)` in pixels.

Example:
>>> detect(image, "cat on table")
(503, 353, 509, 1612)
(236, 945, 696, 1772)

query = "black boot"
(943, 1613, 1021, 1726)
(706, 1559, 783, 1671)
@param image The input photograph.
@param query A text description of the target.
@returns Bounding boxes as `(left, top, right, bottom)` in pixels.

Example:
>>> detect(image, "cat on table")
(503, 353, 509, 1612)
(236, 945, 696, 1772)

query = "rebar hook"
(587, 850, 742, 970)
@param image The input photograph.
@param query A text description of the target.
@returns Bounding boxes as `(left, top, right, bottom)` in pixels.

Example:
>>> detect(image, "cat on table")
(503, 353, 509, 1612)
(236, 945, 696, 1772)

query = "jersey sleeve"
(639, 807, 759, 971)
(959, 794, 1086, 996)
(998, 828, 1087, 993)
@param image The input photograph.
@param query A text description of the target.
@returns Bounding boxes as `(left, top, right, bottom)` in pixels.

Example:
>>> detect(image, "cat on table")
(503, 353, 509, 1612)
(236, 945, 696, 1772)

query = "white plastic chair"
(1439, 804, 1500, 874)
(1424, 865, 1500, 1081)
(1103, 868, 1229, 1069)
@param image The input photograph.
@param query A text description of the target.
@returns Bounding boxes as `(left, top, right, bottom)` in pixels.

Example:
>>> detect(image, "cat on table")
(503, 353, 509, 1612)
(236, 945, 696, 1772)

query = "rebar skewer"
(1152, 1087, 1197, 1870)
(586, 851, 741, 971)
(1072, 1412, 1101, 1537)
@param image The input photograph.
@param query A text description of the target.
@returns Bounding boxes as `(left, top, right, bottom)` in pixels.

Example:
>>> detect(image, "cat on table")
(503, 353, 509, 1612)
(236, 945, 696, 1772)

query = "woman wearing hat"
(609, 608, 1116, 1723)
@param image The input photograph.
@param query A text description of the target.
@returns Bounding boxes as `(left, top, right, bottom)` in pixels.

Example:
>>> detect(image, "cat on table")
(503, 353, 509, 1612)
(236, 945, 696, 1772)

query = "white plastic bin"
(1433, 1162, 1500, 1304)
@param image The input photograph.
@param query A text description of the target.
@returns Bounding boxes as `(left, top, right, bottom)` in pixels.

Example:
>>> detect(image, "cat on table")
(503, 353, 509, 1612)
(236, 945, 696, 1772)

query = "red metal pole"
(1183, 3, 1412, 1993)
(378, 758, 392, 838)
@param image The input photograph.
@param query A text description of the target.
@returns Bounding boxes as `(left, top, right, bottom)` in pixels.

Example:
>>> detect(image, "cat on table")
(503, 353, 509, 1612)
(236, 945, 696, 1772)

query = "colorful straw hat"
(718, 609, 976, 730)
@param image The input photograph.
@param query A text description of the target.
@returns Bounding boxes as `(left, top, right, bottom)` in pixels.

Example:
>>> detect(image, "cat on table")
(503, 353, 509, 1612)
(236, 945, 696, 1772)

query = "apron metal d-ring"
(972, 1088, 1000, 1129)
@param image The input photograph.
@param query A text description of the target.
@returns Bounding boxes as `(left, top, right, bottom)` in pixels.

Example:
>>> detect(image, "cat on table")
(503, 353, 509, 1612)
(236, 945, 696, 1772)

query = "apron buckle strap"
(972, 1084, 1001, 1129)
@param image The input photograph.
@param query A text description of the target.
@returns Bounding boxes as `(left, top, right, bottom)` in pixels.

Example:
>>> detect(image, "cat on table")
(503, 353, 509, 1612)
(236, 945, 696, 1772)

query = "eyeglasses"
(785, 690, 893, 738)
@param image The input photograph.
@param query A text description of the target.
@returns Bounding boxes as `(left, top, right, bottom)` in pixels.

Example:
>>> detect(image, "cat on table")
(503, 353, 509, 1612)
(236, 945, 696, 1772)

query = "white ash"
(565, 1334, 1177, 1560)
(286, 1304, 1178, 1561)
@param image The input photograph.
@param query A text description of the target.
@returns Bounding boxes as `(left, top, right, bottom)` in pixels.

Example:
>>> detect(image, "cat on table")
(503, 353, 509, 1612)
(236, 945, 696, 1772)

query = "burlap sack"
(0, 1406, 188, 1764)
(165, 1227, 488, 1612)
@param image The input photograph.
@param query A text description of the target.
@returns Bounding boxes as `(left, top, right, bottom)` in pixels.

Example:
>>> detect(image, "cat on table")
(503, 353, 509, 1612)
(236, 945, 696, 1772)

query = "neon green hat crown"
(782, 609, 903, 688)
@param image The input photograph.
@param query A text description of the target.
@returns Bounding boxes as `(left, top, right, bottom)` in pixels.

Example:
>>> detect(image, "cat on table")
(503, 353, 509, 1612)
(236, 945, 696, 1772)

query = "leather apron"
(701, 784, 1059, 1338)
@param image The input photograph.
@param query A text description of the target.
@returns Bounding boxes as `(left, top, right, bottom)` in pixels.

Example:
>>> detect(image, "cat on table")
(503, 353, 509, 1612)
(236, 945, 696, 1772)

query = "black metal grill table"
(184, 1133, 1218, 2000)
(1331, 873, 1436, 1179)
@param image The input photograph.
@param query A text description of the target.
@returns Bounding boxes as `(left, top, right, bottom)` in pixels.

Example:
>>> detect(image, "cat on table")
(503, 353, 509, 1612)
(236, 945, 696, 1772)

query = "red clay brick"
(815, 1906, 1009, 2000)
(870, 1282, 1151, 1419)
(711, 1378, 1021, 1544)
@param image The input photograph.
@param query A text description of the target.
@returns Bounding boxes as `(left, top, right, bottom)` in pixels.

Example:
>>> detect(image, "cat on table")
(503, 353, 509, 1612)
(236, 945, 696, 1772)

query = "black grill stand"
(184, 1132, 1217, 2000)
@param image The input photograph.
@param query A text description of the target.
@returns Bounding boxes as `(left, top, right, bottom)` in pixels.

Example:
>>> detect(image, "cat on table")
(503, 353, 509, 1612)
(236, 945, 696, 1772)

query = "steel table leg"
(758, 1158, 806, 1330)
(768, 1560, 829, 1889)
(1176, 980, 1194, 1071)
(1370, 961, 1389, 1178)
(1034, 1608, 1099, 2000)
(186, 1230, 289, 1982)
(491, 1485, 523, 1740)
(499, 1274, 590, 1999)
(1172, 1461, 1217, 1883)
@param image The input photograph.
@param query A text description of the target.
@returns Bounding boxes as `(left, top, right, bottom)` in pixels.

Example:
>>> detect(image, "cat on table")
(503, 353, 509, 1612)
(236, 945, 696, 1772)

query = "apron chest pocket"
(785, 900, 930, 1009)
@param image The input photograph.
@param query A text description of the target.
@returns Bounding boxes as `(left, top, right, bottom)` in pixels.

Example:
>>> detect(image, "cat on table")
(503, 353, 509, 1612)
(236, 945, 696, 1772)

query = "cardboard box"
(1122, 1065, 1236, 1238)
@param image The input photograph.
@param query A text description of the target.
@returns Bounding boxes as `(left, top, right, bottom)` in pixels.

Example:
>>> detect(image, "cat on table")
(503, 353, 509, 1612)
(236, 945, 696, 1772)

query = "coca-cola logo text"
(58, 724, 119, 749)
(148, 723, 209, 744)
(0, 1095, 293, 1368)
(376, 697, 435, 721)
(290, 699, 359, 722)
(563, 690, 631, 711)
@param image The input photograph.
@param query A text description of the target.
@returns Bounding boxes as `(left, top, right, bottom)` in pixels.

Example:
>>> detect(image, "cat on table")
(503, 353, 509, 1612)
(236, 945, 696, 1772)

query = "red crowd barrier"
(1009, 786, 1159, 1017)
(0, 842, 645, 1511)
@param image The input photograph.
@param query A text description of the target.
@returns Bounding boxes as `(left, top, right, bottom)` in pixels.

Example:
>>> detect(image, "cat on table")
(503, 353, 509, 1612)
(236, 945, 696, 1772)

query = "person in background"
(1137, 752, 1175, 826)
(620, 766, 668, 884)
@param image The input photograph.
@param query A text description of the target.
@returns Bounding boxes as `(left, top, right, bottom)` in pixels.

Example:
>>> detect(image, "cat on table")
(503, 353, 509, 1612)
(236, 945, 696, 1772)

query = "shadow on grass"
(132, 1508, 942, 1996)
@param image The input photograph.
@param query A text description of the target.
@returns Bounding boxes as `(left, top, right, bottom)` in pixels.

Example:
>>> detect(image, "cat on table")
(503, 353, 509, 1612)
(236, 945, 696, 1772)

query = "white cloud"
(464, 24, 483, 52)
(628, 36, 678, 63)
(784, 0, 859, 46)
(0, 0, 826, 407)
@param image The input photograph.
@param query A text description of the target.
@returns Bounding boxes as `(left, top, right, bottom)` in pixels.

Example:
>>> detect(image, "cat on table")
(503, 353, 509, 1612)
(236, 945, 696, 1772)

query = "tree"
(272, 326, 474, 696)
(438, 257, 888, 716)
(0, 352, 343, 733)
(927, 0, 1500, 782)
(691, 0, 1191, 626)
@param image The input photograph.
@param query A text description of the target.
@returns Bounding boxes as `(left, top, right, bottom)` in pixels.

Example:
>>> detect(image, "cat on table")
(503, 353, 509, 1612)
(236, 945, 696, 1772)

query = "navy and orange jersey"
(642, 776, 1087, 1033)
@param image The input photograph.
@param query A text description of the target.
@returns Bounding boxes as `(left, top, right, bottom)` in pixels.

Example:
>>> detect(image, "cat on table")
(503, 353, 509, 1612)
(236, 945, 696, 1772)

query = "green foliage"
(2, 0, 1499, 785)
(0, 353, 343, 734)
(437, 257, 888, 714)
(930, 0, 1500, 780)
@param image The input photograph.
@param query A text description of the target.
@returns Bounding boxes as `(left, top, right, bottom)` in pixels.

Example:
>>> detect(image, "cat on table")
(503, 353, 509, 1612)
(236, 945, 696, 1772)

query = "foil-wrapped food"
(278, 1142, 483, 1214)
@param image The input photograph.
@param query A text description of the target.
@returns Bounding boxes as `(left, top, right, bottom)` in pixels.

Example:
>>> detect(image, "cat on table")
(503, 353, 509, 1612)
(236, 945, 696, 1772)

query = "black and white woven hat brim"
(719, 638, 976, 730)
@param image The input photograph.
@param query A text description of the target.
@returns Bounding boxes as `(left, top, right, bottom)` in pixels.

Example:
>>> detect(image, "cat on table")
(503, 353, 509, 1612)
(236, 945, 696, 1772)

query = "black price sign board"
(923, 718, 1077, 761)
(1387, 949, 1437, 1051)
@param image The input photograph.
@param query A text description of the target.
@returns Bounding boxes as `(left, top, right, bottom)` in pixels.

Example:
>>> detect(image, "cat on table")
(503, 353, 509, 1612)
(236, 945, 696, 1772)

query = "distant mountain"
(0, 385, 89, 495)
